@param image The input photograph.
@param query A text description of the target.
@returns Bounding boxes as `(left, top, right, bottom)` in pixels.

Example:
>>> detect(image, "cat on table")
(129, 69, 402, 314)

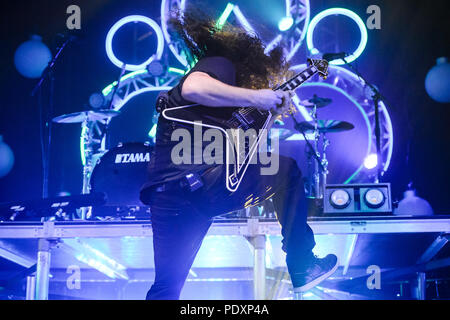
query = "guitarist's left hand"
(272, 90, 294, 115)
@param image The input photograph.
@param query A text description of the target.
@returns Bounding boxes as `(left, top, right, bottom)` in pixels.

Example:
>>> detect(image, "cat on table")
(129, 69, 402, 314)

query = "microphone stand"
(341, 57, 388, 183)
(32, 36, 74, 198)
(31, 37, 72, 97)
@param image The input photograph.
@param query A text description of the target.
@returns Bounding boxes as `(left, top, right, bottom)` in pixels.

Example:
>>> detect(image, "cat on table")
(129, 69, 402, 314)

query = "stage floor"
(0, 215, 449, 299)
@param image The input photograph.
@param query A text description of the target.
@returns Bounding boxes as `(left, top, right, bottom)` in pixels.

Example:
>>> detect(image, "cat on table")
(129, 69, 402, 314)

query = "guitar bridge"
(233, 111, 252, 130)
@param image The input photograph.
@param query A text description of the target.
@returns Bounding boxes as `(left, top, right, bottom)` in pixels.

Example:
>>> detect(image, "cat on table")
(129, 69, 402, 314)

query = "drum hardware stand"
(297, 100, 329, 200)
(341, 57, 389, 183)
(290, 114, 326, 200)
(312, 102, 321, 199)
(81, 118, 93, 195)
(80, 118, 93, 219)
(78, 64, 127, 219)
(52, 110, 117, 219)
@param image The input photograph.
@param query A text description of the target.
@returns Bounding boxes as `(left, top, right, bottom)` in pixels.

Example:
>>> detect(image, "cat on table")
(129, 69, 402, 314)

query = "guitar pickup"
(239, 111, 255, 124)
(233, 111, 253, 128)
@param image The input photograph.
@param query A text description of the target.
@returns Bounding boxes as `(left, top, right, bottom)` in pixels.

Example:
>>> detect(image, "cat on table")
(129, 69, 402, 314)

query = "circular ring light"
(306, 8, 368, 65)
(364, 188, 385, 208)
(105, 15, 164, 71)
(330, 189, 351, 209)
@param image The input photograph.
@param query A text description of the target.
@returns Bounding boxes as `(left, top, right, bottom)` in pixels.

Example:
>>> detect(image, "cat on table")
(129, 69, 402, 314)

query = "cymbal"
(301, 94, 332, 108)
(297, 120, 355, 133)
(52, 110, 120, 123)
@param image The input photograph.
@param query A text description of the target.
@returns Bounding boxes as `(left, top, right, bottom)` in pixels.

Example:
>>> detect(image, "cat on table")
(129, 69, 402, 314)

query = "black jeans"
(140, 155, 315, 300)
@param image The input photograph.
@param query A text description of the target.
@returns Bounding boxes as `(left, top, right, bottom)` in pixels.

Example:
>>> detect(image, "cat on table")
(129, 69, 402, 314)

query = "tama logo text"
(115, 153, 150, 163)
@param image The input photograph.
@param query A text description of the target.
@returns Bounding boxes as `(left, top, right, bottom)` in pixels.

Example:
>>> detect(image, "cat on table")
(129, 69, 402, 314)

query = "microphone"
(322, 52, 350, 62)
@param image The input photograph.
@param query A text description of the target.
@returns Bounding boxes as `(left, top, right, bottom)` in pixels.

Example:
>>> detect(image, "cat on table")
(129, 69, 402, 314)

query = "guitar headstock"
(308, 58, 329, 80)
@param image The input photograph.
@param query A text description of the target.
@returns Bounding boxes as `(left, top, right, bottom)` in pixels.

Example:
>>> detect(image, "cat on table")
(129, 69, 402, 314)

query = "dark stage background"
(0, 0, 449, 213)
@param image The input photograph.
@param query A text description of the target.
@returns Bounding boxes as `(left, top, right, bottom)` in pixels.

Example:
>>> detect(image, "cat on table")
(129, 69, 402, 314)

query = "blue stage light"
(278, 16, 294, 31)
(364, 153, 378, 170)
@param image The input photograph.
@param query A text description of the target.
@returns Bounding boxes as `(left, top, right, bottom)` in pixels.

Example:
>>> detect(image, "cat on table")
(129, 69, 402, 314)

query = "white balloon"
(14, 35, 52, 79)
(425, 57, 450, 103)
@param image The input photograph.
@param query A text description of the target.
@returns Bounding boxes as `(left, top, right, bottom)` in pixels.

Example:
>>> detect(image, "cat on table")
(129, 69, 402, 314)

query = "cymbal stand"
(302, 103, 331, 200)
(32, 36, 75, 198)
(311, 103, 323, 199)
(80, 117, 93, 219)
(320, 133, 330, 195)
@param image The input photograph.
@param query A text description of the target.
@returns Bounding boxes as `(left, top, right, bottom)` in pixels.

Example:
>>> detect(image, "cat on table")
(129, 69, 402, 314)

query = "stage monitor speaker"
(324, 183, 392, 216)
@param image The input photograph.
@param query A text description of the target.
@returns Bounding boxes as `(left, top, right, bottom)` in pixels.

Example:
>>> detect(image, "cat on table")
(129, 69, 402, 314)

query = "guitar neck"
(274, 65, 318, 91)
(228, 62, 324, 125)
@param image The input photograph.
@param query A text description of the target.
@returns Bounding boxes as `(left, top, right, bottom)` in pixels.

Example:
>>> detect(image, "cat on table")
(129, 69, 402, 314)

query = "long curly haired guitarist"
(140, 7, 338, 300)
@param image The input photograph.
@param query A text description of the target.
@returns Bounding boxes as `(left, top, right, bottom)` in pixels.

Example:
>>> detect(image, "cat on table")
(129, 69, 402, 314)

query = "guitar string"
(225, 64, 322, 125)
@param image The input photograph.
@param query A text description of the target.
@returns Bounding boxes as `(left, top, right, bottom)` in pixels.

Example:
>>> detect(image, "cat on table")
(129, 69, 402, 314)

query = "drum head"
(90, 142, 153, 207)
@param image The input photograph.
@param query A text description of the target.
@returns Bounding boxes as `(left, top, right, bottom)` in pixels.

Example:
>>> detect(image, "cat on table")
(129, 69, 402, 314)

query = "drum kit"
(52, 93, 355, 217)
(53, 109, 153, 218)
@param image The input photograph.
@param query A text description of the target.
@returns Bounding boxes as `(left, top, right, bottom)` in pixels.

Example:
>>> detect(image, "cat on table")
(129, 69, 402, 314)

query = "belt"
(155, 172, 204, 193)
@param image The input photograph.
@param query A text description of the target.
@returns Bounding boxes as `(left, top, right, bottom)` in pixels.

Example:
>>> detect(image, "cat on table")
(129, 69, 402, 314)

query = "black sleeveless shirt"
(141, 56, 237, 192)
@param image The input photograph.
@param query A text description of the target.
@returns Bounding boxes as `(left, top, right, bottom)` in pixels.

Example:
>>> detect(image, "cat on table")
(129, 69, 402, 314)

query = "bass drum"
(90, 142, 153, 216)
